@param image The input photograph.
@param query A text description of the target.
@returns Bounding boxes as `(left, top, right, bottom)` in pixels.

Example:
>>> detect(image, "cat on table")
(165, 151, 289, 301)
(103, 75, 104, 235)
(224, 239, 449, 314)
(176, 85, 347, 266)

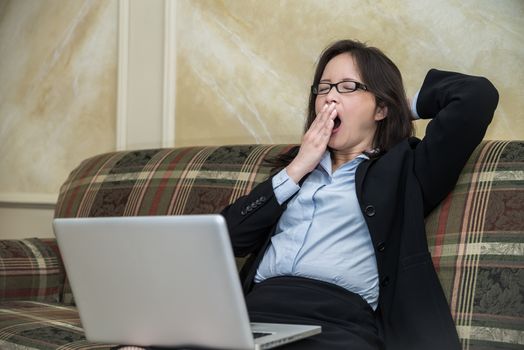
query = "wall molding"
(162, 0, 176, 148)
(0, 193, 57, 209)
(116, 0, 129, 151)
(116, 0, 176, 151)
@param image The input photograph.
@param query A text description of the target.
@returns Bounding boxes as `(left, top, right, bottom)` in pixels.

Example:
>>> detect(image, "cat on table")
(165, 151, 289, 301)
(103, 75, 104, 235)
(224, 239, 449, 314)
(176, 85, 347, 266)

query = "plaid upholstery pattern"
(0, 301, 113, 349)
(1, 142, 521, 349)
(0, 239, 64, 303)
(54, 145, 293, 218)
(425, 141, 524, 349)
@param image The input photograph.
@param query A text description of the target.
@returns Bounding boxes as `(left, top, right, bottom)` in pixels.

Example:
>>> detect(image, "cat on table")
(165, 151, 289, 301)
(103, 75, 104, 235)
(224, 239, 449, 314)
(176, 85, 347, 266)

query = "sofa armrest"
(0, 238, 65, 303)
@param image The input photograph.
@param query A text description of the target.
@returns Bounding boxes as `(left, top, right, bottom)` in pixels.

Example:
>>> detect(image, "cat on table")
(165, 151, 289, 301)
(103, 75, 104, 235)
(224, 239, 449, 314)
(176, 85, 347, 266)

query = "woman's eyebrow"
(319, 78, 358, 83)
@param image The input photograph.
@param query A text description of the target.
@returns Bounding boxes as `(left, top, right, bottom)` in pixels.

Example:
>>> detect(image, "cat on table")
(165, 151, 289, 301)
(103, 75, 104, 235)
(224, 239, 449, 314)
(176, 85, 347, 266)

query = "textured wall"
(0, 0, 117, 196)
(0, 0, 522, 197)
(175, 0, 524, 147)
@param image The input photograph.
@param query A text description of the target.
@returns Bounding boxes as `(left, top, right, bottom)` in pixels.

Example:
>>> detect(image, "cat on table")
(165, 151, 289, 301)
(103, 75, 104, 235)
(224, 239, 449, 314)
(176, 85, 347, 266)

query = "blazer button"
(241, 210, 246, 216)
(365, 205, 376, 217)
(377, 242, 385, 252)
(381, 276, 390, 287)
(259, 196, 266, 202)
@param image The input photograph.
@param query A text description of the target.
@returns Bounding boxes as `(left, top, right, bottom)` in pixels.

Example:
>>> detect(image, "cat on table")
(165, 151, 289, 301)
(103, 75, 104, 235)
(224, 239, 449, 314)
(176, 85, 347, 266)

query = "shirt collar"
(318, 151, 369, 176)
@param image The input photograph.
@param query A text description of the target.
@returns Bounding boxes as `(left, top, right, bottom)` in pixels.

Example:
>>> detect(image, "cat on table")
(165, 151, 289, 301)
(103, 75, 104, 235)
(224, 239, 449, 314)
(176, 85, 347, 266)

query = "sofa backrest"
(55, 145, 293, 218)
(423, 140, 523, 348)
(54, 141, 524, 349)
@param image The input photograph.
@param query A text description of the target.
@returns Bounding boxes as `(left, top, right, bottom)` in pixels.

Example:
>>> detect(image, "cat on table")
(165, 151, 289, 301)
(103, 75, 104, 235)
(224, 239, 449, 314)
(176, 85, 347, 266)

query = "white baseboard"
(0, 193, 57, 209)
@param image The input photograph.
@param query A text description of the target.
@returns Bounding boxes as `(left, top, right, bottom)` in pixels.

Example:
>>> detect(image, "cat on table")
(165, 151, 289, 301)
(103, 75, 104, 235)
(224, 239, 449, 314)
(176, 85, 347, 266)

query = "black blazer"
(221, 69, 499, 350)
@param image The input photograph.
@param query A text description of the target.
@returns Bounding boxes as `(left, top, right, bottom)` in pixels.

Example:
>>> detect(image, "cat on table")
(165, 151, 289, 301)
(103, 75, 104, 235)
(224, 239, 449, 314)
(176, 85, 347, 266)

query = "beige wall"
(175, 0, 524, 146)
(0, 0, 117, 197)
(0, 0, 117, 238)
(0, 0, 522, 238)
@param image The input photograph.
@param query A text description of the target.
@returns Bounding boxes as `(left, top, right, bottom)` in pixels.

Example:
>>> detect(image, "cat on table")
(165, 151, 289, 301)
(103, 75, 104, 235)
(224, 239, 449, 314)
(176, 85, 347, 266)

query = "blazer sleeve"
(220, 177, 285, 257)
(413, 69, 499, 215)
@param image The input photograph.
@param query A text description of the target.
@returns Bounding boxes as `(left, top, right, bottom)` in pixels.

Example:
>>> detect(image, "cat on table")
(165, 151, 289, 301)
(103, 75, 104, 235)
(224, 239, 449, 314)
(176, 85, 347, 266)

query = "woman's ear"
(374, 104, 388, 121)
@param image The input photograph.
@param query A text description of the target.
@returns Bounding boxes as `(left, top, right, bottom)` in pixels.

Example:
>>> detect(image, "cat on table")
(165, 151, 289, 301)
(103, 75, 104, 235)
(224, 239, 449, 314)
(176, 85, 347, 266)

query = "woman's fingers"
(306, 103, 337, 147)
(309, 102, 336, 136)
(317, 106, 337, 141)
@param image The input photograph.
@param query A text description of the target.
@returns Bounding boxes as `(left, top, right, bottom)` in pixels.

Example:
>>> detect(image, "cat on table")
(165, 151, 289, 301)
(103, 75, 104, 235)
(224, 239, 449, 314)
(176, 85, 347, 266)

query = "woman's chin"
(328, 135, 364, 154)
(327, 137, 341, 150)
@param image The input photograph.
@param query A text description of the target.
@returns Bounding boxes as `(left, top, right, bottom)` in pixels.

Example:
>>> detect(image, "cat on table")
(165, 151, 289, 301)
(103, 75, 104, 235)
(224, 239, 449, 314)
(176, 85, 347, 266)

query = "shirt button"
(377, 242, 385, 252)
(365, 205, 376, 217)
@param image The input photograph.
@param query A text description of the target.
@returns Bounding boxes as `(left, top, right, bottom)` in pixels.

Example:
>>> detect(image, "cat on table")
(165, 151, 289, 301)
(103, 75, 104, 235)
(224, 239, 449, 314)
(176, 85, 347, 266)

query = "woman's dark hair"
(268, 39, 414, 174)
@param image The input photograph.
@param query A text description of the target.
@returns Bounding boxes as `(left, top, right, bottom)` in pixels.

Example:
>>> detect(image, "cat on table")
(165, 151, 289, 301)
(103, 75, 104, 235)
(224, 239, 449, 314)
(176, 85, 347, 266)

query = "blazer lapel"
(355, 158, 376, 202)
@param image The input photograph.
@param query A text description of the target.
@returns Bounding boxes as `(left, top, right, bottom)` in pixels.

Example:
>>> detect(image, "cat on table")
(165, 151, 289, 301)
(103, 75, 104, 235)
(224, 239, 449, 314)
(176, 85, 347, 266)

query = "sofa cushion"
(0, 300, 114, 349)
(0, 239, 65, 303)
(425, 141, 524, 348)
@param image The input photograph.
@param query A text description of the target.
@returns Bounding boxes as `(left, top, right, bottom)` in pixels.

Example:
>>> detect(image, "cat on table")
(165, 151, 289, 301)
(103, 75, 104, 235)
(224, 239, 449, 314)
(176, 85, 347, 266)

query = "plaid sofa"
(1, 141, 522, 350)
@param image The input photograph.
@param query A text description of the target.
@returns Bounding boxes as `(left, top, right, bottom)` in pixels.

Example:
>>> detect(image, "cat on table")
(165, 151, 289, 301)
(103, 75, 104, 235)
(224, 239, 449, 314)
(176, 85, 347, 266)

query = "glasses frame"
(311, 80, 369, 95)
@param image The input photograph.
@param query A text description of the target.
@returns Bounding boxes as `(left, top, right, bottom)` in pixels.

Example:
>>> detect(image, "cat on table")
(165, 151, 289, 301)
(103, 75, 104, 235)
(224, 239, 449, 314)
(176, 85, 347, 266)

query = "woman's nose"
(325, 88, 340, 103)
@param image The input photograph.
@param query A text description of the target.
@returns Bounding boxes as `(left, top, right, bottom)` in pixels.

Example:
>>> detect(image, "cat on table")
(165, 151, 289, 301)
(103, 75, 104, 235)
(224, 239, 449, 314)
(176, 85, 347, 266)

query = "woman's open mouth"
(332, 116, 341, 132)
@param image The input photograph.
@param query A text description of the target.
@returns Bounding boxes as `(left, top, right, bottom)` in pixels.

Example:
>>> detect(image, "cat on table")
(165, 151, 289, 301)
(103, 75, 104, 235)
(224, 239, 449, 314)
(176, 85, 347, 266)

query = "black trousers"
(246, 276, 384, 350)
(113, 276, 384, 350)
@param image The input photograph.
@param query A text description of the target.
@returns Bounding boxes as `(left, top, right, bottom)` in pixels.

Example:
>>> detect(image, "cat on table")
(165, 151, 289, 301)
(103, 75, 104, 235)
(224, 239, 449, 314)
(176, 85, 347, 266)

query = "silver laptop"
(53, 215, 320, 349)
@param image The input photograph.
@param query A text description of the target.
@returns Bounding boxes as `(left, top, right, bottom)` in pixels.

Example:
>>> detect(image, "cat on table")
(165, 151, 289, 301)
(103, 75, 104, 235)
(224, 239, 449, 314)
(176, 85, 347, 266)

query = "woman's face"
(315, 53, 386, 155)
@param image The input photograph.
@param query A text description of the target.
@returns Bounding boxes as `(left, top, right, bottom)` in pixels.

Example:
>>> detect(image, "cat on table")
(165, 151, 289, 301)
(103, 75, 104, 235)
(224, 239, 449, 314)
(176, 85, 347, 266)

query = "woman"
(221, 39, 499, 350)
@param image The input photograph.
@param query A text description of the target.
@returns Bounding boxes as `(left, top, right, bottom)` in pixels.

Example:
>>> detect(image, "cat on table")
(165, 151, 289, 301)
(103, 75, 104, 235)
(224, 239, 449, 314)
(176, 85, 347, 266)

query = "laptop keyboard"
(253, 332, 273, 339)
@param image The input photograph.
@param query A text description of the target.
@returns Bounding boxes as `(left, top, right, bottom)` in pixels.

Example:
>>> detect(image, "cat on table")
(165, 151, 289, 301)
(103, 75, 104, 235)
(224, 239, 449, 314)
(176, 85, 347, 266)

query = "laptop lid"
(53, 215, 320, 349)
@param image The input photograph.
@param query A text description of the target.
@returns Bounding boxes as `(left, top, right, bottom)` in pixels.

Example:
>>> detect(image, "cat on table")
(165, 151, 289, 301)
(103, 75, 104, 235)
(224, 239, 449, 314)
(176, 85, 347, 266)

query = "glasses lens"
(338, 81, 357, 93)
(316, 83, 331, 95)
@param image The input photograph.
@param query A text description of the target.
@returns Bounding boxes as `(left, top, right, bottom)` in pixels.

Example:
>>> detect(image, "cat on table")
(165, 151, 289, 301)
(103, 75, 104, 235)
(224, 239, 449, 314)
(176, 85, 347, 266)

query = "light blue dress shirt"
(255, 151, 380, 310)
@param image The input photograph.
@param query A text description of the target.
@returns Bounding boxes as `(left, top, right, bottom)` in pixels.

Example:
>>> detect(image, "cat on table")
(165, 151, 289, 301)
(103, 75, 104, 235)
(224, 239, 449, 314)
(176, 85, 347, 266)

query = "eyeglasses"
(311, 80, 369, 95)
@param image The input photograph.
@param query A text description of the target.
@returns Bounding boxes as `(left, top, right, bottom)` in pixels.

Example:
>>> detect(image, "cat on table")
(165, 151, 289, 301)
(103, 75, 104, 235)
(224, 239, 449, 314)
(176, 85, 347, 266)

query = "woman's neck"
(330, 149, 362, 172)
